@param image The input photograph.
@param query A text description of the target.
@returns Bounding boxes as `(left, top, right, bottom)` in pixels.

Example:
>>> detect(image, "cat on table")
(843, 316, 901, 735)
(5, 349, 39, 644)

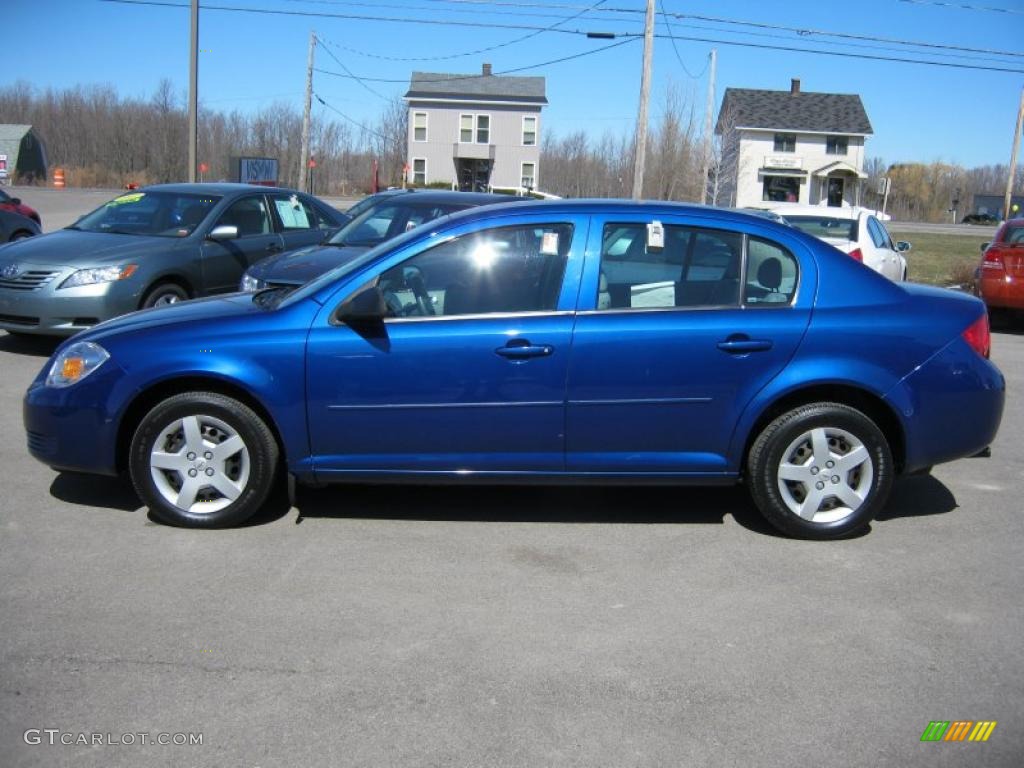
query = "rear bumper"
(979, 274, 1024, 310)
(885, 337, 1005, 473)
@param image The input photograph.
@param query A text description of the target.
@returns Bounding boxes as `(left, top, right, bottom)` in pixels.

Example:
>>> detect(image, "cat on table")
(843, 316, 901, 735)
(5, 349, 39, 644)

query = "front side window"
(215, 195, 271, 237)
(521, 162, 536, 189)
(459, 114, 473, 143)
(774, 133, 796, 152)
(412, 158, 426, 186)
(413, 112, 427, 142)
(826, 135, 848, 155)
(762, 175, 800, 202)
(376, 223, 573, 318)
(523, 116, 537, 146)
(597, 223, 742, 310)
(476, 115, 490, 144)
(744, 237, 798, 306)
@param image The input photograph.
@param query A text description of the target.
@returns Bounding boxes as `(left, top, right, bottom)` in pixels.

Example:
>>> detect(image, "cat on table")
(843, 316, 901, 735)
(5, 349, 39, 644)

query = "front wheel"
(129, 392, 279, 527)
(141, 282, 189, 309)
(747, 403, 894, 539)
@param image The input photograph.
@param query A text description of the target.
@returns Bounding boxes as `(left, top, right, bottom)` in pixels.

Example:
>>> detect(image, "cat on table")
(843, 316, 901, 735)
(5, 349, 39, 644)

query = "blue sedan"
(23, 200, 1004, 539)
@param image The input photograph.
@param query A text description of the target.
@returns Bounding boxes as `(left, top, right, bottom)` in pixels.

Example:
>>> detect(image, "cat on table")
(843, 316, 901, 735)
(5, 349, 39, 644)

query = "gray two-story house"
(404, 64, 546, 193)
(714, 79, 873, 208)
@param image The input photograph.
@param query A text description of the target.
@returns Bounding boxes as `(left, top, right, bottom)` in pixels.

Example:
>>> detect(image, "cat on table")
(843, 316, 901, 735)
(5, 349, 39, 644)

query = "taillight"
(962, 313, 991, 359)
(848, 248, 863, 262)
(982, 246, 1005, 270)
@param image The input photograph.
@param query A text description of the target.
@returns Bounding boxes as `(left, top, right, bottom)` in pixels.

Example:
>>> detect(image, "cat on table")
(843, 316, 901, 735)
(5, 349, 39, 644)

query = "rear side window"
(597, 223, 742, 310)
(744, 237, 798, 306)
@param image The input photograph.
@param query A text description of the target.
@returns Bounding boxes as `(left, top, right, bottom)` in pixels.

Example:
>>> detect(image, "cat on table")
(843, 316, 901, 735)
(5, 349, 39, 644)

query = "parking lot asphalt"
(1, 191, 1022, 767)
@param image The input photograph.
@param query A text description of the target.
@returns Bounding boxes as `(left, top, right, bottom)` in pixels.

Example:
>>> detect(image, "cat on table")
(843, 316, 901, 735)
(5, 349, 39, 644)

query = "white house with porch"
(714, 79, 873, 209)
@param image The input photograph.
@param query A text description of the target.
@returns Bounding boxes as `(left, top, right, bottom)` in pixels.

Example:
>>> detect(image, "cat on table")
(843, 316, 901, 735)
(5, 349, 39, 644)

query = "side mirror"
(10, 197, 21, 205)
(207, 224, 238, 241)
(335, 283, 387, 322)
(895, 241, 912, 253)
(980, 242, 990, 253)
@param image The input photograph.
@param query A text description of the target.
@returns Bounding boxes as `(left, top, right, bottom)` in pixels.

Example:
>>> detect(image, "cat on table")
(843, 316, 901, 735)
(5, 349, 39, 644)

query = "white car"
(756, 204, 911, 281)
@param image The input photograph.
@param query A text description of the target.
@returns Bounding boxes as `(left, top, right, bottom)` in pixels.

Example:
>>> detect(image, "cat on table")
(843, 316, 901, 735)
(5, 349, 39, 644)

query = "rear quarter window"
(744, 237, 798, 306)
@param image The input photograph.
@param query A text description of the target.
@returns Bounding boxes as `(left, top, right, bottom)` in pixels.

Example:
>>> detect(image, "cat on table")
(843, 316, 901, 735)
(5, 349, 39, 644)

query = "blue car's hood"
(247, 242, 370, 284)
(0, 229, 184, 267)
(77, 294, 262, 342)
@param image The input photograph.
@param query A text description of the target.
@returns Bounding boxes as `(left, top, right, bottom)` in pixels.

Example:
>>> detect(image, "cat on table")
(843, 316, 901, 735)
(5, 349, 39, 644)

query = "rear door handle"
(495, 342, 554, 359)
(717, 337, 773, 354)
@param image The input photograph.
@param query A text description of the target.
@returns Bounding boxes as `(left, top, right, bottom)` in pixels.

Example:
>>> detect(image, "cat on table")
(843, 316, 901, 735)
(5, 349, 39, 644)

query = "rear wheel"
(747, 403, 893, 539)
(9, 230, 34, 242)
(129, 392, 279, 527)
(142, 282, 189, 309)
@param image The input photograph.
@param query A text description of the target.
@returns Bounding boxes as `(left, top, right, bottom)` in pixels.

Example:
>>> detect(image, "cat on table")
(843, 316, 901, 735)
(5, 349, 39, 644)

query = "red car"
(977, 218, 1024, 315)
(0, 188, 41, 225)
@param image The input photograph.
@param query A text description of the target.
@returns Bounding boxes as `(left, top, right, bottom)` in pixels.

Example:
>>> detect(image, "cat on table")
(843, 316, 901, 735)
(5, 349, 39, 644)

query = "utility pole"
(631, 0, 655, 200)
(187, 0, 199, 183)
(299, 31, 317, 194)
(1004, 86, 1024, 221)
(700, 48, 717, 205)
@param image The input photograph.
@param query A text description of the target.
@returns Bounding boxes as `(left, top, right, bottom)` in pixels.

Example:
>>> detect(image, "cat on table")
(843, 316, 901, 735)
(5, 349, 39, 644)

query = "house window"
(476, 115, 490, 144)
(826, 135, 848, 155)
(762, 175, 800, 202)
(460, 114, 473, 143)
(413, 112, 427, 142)
(521, 162, 536, 190)
(412, 158, 426, 186)
(522, 116, 537, 146)
(773, 133, 796, 153)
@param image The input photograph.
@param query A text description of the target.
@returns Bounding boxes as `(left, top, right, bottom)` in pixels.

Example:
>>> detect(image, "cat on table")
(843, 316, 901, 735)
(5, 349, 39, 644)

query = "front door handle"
(267, 242, 283, 253)
(717, 336, 773, 354)
(495, 340, 554, 359)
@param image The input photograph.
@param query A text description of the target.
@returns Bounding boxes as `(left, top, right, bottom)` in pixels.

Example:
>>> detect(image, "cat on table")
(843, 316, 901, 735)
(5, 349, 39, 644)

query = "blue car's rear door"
(305, 214, 587, 475)
(565, 213, 815, 475)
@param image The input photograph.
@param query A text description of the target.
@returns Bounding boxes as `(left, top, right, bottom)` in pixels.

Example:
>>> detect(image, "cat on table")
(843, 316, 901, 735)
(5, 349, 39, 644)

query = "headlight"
(45, 342, 110, 388)
(239, 273, 267, 292)
(58, 265, 138, 289)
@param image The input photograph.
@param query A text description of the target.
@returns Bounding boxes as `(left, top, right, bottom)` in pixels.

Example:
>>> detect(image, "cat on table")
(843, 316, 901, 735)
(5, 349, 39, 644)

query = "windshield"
(70, 191, 221, 237)
(784, 215, 857, 241)
(328, 200, 455, 248)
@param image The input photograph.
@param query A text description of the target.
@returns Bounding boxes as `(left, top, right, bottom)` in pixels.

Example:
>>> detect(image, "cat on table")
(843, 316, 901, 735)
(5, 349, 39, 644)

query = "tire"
(141, 282, 189, 309)
(129, 392, 279, 527)
(9, 230, 34, 242)
(747, 402, 894, 540)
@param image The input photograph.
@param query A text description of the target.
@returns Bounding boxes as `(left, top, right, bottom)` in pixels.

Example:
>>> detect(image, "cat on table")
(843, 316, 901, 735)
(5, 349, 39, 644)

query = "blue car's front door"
(305, 216, 586, 475)
(566, 214, 815, 475)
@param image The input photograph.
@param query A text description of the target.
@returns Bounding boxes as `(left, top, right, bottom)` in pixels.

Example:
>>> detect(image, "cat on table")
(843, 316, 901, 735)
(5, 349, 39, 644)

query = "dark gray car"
(0, 208, 41, 243)
(0, 183, 342, 336)
(240, 191, 523, 291)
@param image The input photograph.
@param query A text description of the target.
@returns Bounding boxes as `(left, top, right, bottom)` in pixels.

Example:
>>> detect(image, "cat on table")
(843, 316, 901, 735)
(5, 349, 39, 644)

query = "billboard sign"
(234, 156, 279, 186)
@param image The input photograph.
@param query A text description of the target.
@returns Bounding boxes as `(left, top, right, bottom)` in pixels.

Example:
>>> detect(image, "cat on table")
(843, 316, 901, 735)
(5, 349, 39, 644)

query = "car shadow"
(990, 313, 1024, 336)
(49, 472, 143, 512)
(292, 482, 784, 537)
(0, 332, 60, 357)
(875, 473, 958, 521)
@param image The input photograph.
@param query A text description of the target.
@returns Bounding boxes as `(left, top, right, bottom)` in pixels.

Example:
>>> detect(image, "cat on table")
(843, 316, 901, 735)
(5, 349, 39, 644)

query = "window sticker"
(275, 199, 309, 228)
(109, 192, 145, 206)
(540, 231, 560, 256)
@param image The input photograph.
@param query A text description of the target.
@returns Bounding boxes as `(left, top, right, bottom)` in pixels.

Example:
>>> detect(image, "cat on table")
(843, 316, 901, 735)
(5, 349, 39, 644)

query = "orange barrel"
(53, 168, 65, 189)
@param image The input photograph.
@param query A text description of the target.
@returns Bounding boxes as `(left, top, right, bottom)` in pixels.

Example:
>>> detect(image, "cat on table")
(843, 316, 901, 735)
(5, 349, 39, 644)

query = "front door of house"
(827, 177, 845, 207)
(456, 159, 493, 192)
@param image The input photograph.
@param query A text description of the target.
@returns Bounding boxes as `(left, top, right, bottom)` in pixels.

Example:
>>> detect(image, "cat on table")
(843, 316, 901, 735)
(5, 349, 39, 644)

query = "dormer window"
(826, 136, 848, 155)
(773, 133, 796, 153)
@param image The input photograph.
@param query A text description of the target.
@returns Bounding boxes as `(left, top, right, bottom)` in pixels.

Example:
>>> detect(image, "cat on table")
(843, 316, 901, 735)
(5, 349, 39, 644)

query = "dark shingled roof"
(405, 71, 547, 104)
(715, 88, 872, 135)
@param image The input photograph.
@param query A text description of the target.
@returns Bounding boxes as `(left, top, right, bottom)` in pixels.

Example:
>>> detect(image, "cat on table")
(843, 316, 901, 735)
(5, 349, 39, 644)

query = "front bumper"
(0, 266, 141, 336)
(23, 357, 129, 476)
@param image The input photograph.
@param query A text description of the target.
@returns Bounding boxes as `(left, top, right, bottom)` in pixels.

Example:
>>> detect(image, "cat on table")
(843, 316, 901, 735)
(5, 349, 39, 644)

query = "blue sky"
(8, 0, 1024, 167)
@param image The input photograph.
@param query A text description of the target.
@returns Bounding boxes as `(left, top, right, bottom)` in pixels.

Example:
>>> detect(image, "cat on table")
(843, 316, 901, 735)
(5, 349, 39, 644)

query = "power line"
(315, 35, 390, 100)
(314, 93, 388, 140)
(659, 0, 706, 79)
(898, 0, 1024, 14)
(316, 0, 616, 63)
(313, 36, 639, 83)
